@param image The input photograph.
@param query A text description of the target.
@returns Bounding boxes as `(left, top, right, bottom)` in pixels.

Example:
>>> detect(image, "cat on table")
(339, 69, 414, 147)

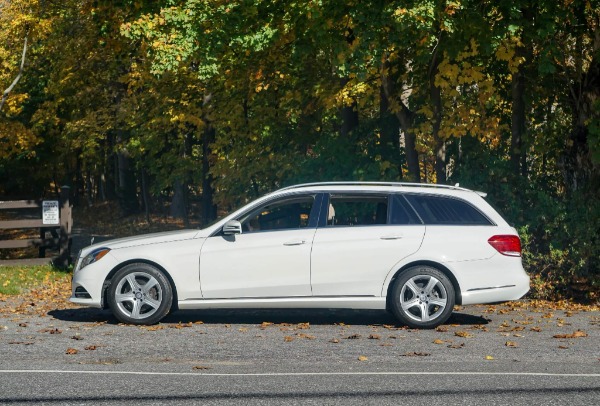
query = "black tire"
(390, 266, 455, 329)
(107, 263, 173, 325)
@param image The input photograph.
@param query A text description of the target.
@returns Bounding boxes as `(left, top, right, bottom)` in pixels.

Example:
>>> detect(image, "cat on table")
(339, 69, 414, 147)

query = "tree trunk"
(379, 85, 402, 179)
(141, 168, 151, 223)
(202, 124, 217, 225)
(340, 77, 359, 138)
(381, 60, 420, 182)
(0, 37, 27, 112)
(562, 4, 599, 194)
(511, 51, 526, 177)
(429, 38, 446, 184)
(115, 130, 138, 215)
(170, 179, 188, 224)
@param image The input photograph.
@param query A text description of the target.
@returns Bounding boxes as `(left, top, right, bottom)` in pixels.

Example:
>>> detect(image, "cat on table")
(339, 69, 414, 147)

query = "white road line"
(0, 370, 599, 378)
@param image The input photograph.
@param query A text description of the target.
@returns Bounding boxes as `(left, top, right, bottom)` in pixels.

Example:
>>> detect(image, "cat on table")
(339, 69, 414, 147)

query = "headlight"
(78, 247, 111, 271)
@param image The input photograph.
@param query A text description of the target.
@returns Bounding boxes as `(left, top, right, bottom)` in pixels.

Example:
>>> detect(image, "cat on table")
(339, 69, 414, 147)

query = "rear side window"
(390, 195, 421, 224)
(327, 195, 388, 226)
(404, 194, 492, 225)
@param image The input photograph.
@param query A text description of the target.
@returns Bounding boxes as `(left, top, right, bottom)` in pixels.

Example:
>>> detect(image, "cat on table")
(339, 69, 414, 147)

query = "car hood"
(95, 229, 202, 250)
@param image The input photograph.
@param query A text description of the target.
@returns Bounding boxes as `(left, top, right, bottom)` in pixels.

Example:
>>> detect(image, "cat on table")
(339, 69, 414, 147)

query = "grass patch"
(0, 265, 70, 295)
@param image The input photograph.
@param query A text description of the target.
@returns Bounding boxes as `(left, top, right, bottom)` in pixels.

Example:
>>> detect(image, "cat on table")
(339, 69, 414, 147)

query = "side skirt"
(177, 297, 387, 310)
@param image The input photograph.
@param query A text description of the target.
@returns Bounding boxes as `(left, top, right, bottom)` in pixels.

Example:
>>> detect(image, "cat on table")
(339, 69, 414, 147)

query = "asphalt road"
(0, 304, 599, 405)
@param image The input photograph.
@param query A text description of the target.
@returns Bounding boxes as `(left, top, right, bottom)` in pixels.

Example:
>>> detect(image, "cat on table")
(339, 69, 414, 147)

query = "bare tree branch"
(0, 36, 28, 112)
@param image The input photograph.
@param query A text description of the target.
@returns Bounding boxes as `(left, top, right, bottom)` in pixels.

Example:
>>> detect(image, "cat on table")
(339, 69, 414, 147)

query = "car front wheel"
(107, 263, 173, 325)
(390, 266, 455, 329)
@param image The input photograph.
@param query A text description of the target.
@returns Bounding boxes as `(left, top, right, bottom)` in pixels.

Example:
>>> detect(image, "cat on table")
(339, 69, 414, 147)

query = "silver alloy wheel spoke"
(115, 292, 135, 304)
(423, 276, 439, 295)
(401, 297, 420, 311)
(420, 302, 430, 321)
(125, 274, 141, 292)
(404, 279, 421, 295)
(130, 298, 142, 319)
(430, 297, 446, 308)
(142, 276, 159, 294)
(143, 296, 161, 310)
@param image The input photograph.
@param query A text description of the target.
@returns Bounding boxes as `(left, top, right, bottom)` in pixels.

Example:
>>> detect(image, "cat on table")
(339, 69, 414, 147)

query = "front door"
(199, 194, 318, 298)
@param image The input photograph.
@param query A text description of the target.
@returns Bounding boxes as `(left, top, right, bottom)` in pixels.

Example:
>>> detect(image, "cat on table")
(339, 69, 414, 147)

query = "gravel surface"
(1, 299, 599, 405)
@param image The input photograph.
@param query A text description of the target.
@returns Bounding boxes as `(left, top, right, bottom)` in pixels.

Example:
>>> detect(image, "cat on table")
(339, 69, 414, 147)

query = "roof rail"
(278, 181, 487, 196)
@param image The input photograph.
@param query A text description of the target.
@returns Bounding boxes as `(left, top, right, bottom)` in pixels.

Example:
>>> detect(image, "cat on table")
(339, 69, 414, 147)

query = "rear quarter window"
(403, 194, 493, 225)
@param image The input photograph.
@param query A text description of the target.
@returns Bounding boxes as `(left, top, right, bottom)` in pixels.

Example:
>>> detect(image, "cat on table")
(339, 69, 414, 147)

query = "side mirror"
(223, 220, 242, 235)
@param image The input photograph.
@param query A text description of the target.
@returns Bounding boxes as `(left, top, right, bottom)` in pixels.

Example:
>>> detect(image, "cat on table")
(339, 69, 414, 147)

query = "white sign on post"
(42, 200, 60, 225)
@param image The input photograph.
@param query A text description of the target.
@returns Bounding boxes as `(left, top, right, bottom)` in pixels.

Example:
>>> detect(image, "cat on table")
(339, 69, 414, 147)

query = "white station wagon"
(71, 182, 530, 328)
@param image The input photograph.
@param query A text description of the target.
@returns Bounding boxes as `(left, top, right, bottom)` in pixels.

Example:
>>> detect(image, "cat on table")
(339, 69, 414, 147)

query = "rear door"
(310, 193, 425, 297)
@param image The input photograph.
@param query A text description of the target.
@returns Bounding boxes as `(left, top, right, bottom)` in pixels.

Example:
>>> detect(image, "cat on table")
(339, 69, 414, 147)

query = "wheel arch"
(385, 260, 463, 310)
(102, 259, 179, 311)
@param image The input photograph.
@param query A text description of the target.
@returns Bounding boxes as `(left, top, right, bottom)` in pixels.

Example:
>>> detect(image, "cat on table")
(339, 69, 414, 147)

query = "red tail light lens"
(488, 235, 521, 257)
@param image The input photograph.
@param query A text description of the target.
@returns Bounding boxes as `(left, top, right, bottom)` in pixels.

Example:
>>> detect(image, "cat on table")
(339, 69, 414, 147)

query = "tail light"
(488, 235, 521, 257)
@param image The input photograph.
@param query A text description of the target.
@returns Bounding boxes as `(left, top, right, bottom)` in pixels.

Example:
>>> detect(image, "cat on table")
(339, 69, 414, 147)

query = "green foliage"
(1, 0, 599, 300)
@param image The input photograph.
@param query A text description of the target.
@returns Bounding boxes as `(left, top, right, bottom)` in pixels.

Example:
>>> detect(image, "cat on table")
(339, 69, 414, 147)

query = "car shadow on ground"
(49, 307, 489, 327)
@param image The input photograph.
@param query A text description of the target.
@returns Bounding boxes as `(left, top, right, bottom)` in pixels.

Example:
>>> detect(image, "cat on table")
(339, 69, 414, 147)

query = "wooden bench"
(0, 186, 72, 267)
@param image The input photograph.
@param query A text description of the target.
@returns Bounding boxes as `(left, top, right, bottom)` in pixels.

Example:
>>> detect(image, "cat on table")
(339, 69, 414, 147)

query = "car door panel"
(200, 229, 316, 298)
(310, 225, 425, 296)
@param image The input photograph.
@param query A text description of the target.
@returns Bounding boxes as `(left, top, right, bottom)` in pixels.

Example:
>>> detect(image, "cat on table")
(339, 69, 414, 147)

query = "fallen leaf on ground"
(170, 322, 192, 329)
(329, 338, 340, 343)
(485, 355, 494, 360)
(193, 365, 211, 370)
(39, 328, 61, 334)
(435, 326, 449, 332)
(448, 343, 465, 349)
(65, 348, 78, 355)
(505, 341, 519, 347)
(358, 355, 368, 361)
(346, 334, 361, 339)
(84, 345, 98, 351)
(454, 331, 473, 338)
(401, 352, 431, 357)
(283, 336, 294, 342)
(553, 330, 587, 339)
(71, 335, 84, 340)
(143, 325, 164, 331)
(368, 334, 381, 340)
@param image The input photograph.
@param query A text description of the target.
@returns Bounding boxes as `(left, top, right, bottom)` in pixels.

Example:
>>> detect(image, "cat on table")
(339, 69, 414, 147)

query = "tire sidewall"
(390, 266, 455, 329)
(107, 263, 173, 325)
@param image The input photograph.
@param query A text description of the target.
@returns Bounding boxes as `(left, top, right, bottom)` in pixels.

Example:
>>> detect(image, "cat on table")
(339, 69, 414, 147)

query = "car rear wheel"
(107, 263, 173, 325)
(390, 266, 455, 329)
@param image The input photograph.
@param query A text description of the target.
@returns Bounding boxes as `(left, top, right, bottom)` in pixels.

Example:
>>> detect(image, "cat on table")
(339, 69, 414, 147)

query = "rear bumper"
(460, 275, 530, 305)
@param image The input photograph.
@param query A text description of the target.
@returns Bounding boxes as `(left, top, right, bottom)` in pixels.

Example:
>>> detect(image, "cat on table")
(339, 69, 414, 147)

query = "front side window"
(239, 196, 315, 233)
(403, 194, 492, 225)
(327, 195, 388, 226)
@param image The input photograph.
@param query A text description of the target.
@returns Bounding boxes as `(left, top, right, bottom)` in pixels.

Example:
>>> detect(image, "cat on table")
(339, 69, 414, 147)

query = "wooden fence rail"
(0, 186, 72, 267)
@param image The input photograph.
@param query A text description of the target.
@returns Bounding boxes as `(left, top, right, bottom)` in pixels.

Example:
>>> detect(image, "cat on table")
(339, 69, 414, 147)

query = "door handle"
(283, 239, 306, 246)
(380, 235, 403, 240)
